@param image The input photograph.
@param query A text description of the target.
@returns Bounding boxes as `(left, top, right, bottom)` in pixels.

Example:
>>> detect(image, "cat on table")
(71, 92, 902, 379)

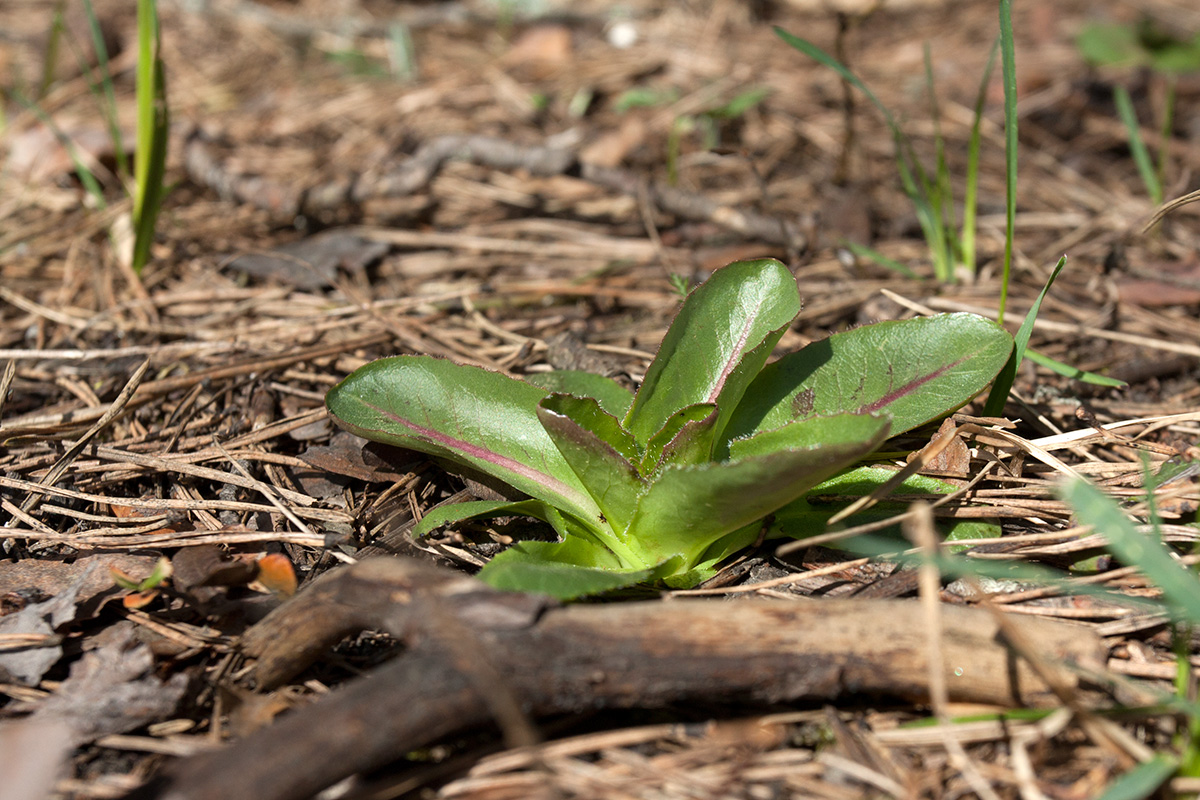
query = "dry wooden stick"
(132, 557, 1110, 800)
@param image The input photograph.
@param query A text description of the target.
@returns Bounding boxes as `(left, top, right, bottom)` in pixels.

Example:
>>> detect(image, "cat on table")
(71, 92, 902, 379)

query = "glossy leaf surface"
(624, 259, 801, 445)
(326, 355, 602, 528)
(628, 413, 889, 565)
(724, 313, 1012, 442)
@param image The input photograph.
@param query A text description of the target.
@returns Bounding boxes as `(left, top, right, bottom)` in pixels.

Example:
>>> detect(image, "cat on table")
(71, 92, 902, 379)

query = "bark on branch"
(134, 557, 1109, 800)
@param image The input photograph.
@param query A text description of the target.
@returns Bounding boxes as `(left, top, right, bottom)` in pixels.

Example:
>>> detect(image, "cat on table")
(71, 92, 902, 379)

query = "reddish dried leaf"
(255, 554, 298, 598)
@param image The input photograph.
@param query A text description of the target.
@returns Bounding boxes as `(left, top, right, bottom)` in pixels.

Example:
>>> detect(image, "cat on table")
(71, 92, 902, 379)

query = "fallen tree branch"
(134, 557, 1109, 800)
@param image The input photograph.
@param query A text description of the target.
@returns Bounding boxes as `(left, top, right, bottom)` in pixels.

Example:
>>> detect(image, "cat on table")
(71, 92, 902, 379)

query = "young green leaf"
(628, 412, 890, 566)
(624, 258, 801, 446)
(537, 394, 645, 535)
(640, 402, 718, 474)
(326, 355, 602, 527)
(525, 370, 634, 418)
(723, 313, 1012, 444)
(477, 539, 671, 599)
(539, 393, 640, 463)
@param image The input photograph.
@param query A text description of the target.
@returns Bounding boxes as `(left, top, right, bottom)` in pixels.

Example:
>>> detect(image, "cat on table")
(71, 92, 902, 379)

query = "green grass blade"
(998, 0, 1018, 324)
(775, 27, 901, 132)
(924, 44, 956, 281)
(776, 27, 949, 280)
(132, 0, 169, 274)
(1095, 755, 1178, 800)
(1114, 85, 1164, 205)
(1023, 348, 1126, 387)
(982, 256, 1066, 416)
(839, 240, 917, 278)
(80, 0, 128, 179)
(1158, 77, 1175, 201)
(1063, 477, 1200, 624)
(10, 91, 107, 206)
(133, 0, 157, 224)
(38, 0, 67, 99)
(962, 39, 999, 275)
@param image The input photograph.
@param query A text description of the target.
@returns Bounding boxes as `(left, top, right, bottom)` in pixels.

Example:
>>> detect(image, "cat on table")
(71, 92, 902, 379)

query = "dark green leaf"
(624, 259, 801, 446)
(725, 313, 1012, 442)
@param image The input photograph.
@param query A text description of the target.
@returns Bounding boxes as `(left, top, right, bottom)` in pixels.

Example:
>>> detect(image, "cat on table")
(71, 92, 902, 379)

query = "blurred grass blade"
(1062, 477, 1200, 623)
(924, 44, 955, 281)
(1114, 85, 1164, 204)
(11, 92, 107, 205)
(132, 0, 169, 274)
(839, 240, 917, 278)
(998, 0, 1018, 324)
(962, 38, 999, 274)
(1094, 755, 1177, 800)
(776, 27, 946, 280)
(38, 0, 67, 98)
(1157, 77, 1175, 199)
(81, 0, 129, 179)
(775, 27, 900, 132)
(983, 256, 1066, 416)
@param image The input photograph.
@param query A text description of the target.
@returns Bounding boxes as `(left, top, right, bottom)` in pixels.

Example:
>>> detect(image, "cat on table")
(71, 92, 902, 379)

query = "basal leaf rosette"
(325, 258, 1014, 599)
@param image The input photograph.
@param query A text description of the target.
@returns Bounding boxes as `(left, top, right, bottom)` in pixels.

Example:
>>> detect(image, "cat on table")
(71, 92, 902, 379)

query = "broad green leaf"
(326, 355, 602, 528)
(478, 539, 674, 599)
(525, 370, 634, 418)
(537, 395, 646, 536)
(944, 520, 1003, 549)
(640, 402, 717, 474)
(628, 413, 890, 567)
(808, 465, 970, 497)
(624, 259, 801, 446)
(725, 313, 1012, 443)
